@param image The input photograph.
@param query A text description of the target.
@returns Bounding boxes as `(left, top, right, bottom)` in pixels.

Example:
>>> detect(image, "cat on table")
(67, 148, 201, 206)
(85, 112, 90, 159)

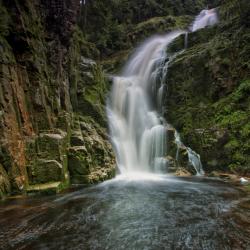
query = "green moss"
(68, 114, 115, 184)
(101, 49, 130, 73)
(224, 139, 239, 151)
(73, 27, 100, 59)
(245, 184, 250, 192)
(68, 146, 90, 176)
(27, 160, 63, 184)
(165, 0, 250, 174)
(0, 2, 11, 36)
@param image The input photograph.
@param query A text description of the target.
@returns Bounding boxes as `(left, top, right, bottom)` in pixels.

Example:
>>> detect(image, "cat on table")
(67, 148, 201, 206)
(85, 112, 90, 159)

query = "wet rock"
(175, 167, 192, 176)
(0, 164, 11, 199)
(68, 116, 116, 184)
(68, 146, 90, 176)
(27, 160, 63, 184)
(26, 130, 70, 186)
(176, 146, 189, 167)
(166, 127, 176, 145)
(38, 131, 68, 162)
(165, 155, 177, 172)
(167, 33, 187, 54)
(26, 181, 65, 195)
(80, 57, 96, 71)
(166, 127, 178, 159)
(70, 130, 84, 146)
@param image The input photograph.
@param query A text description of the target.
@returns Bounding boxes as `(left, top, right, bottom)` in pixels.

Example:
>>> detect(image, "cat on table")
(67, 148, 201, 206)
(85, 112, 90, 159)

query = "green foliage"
(80, 0, 220, 56)
(165, 0, 250, 174)
(213, 80, 250, 172)
(0, 2, 10, 36)
(241, 124, 250, 138)
(224, 139, 239, 151)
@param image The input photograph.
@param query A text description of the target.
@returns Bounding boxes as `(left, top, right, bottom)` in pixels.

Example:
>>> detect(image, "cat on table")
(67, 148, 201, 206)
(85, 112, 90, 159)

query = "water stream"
(107, 9, 218, 176)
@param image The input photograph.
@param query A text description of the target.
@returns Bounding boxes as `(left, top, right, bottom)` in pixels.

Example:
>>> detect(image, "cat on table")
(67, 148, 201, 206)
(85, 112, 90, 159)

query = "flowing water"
(190, 9, 219, 32)
(1, 9, 249, 250)
(107, 31, 183, 174)
(0, 177, 249, 250)
(107, 8, 218, 176)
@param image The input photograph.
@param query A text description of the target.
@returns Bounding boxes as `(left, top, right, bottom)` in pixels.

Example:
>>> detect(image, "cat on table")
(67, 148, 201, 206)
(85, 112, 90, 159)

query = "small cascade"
(187, 148, 205, 176)
(107, 9, 218, 176)
(174, 131, 204, 176)
(184, 32, 188, 49)
(190, 9, 218, 32)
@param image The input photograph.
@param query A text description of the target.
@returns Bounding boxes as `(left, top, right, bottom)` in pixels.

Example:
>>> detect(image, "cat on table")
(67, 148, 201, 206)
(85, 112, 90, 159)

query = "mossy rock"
(68, 115, 116, 184)
(37, 131, 68, 161)
(27, 160, 63, 185)
(0, 3, 11, 37)
(129, 15, 192, 46)
(68, 146, 90, 177)
(26, 181, 68, 196)
(0, 163, 11, 199)
(70, 130, 85, 146)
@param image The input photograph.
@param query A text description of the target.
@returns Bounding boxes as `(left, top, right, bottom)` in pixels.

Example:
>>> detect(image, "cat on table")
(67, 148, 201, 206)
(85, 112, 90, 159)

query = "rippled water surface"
(0, 176, 249, 250)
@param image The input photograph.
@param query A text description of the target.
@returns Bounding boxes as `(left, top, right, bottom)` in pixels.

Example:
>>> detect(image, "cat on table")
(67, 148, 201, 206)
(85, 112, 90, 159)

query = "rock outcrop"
(164, 0, 250, 175)
(0, 0, 115, 199)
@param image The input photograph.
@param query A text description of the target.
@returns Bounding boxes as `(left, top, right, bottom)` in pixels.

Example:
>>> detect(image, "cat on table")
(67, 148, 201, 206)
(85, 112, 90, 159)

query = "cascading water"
(107, 9, 218, 176)
(190, 8, 218, 32)
(107, 31, 183, 174)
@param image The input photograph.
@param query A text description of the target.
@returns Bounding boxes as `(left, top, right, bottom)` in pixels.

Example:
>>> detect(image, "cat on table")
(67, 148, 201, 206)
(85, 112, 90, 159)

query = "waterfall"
(107, 9, 218, 175)
(190, 9, 218, 32)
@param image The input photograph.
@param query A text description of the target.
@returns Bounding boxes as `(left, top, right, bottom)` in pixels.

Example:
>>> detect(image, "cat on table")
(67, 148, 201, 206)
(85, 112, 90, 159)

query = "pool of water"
(0, 176, 249, 250)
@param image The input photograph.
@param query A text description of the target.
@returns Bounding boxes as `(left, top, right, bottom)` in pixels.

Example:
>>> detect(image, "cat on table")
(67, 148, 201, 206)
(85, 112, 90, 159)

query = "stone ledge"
(26, 181, 63, 195)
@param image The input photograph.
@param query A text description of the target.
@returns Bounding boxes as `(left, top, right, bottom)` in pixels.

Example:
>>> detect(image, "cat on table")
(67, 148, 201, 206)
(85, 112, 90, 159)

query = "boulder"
(27, 160, 63, 184)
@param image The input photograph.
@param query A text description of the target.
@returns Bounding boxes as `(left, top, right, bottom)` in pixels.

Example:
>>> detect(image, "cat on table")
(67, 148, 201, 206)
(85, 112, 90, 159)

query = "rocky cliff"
(0, 0, 115, 199)
(165, 0, 250, 175)
(1, 0, 249, 199)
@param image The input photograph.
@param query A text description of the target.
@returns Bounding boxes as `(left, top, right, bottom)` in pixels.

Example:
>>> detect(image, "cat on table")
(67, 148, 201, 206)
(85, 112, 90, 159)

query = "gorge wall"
(0, 0, 115, 199)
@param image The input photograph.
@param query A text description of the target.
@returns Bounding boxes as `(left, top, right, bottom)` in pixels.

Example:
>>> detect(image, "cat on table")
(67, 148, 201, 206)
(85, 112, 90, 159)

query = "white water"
(190, 9, 218, 32)
(174, 131, 205, 175)
(107, 9, 218, 176)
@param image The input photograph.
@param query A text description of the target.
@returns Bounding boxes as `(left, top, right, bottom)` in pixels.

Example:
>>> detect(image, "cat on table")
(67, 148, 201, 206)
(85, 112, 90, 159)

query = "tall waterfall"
(107, 9, 218, 175)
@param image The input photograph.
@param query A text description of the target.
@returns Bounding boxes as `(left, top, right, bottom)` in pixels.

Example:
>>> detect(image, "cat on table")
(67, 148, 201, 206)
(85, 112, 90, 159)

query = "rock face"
(0, 0, 115, 199)
(164, 0, 250, 175)
(1, 0, 249, 198)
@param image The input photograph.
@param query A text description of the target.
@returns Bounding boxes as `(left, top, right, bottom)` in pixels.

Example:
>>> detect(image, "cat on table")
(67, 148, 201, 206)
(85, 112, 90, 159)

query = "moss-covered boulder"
(68, 116, 116, 184)
(26, 130, 70, 186)
(27, 160, 63, 184)
(68, 146, 90, 176)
